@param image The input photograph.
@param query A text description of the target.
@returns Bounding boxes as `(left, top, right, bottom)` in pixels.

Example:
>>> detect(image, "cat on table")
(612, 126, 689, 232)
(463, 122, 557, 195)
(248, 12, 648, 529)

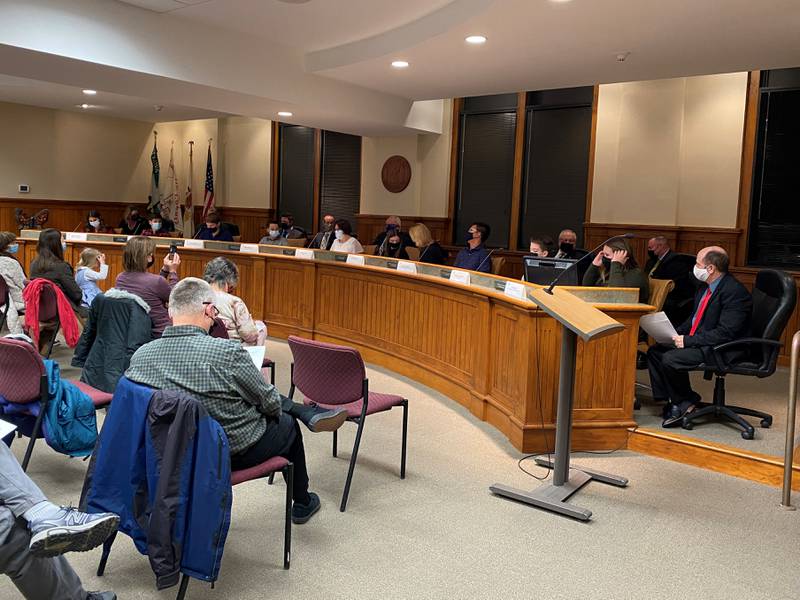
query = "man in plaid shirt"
(126, 277, 346, 523)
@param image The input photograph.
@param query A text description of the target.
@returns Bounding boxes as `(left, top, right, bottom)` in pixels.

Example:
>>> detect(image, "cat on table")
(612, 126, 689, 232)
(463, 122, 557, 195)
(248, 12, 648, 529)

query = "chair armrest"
(709, 338, 783, 371)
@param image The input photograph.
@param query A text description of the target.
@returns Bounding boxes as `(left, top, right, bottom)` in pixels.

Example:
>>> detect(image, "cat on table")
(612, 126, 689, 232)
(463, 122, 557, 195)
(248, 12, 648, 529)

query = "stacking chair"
(25, 281, 61, 358)
(286, 238, 306, 248)
(682, 269, 797, 439)
(287, 336, 408, 512)
(208, 318, 276, 385)
(634, 278, 675, 408)
(0, 276, 9, 331)
(405, 246, 420, 261)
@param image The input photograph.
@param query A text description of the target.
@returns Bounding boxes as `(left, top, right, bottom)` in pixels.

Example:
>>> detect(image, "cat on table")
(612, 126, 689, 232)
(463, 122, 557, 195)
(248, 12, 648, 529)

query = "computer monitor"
(523, 256, 578, 286)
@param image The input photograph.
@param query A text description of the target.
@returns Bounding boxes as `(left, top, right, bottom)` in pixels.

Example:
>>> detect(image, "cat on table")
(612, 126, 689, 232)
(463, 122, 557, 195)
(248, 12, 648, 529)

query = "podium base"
(490, 460, 628, 521)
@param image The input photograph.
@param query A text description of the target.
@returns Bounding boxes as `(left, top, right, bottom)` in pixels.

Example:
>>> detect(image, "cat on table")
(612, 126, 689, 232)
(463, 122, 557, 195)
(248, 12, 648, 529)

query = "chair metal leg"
(21, 407, 46, 472)
(267, 472, 275, 485)
(175, 574, 190, 600)
(340, 418, 365, 512)
(97, 531, 117, 576)
(282, 463, 293, 570)
(269, 363, 276, 386)
(332, 429, 337, 458)
(43, 324, 60, 360)
(729, 404, 772, 425)
(400, 400, 408, 480)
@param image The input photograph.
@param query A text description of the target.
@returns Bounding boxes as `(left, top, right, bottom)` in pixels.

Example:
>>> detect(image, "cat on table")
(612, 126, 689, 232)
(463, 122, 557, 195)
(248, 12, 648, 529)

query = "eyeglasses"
(202, 302, 220, 317)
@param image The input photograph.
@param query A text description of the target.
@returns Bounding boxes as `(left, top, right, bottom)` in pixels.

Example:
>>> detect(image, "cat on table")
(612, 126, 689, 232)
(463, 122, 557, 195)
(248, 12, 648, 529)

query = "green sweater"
(582, 263, 650, 304)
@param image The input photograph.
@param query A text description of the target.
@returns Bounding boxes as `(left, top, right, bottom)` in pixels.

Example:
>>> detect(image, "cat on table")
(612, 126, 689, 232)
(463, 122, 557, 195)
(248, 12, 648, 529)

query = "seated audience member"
(75, 248, 108, 309)
(203, 257, 267, 347)
(0, 441, 118, 599)
(529, 235, 555, 257)
(195, 212, 234, 242)
(647, 247, 751, 427)
(0, 231, 27, 333)
(29, 228, 87, 317)
(330, 219, 364, 254)
(279, 213, 307, 240)
(125, 278, 349, 523)
(375, 229, 409, 259)
(142, 214, 172, 238)
(84, 210, 114, 234)
(582, 238, 649, 303)
(117, 206, 146, 236)
(373, 216, 415, 249)
(259, 221, 288, 246)
(409, 223, 447, 265)
(115, 236, 180, 338)
(309, 213, 336, 250)
(454, 222, 492, 273)
(553, 228, 581, 259)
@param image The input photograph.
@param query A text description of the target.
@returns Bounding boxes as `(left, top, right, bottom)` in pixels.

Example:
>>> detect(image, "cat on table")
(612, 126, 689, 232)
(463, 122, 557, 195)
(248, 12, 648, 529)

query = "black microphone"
(544, 233, 634, 295)
(308, 230, 323, 249)
(72, 222, 83, 232)
(475, 248, 496, 273)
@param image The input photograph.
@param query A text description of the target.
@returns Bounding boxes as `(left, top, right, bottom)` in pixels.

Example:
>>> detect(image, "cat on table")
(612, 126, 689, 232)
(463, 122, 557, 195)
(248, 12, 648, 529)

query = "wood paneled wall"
(355, 214, 450, 245)
(17, 236, 648, 453)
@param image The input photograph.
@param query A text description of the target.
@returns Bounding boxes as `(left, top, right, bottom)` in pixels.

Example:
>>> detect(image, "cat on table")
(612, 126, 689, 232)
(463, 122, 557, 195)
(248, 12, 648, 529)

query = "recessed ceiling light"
(391, 60, 409, 69)
(465, 35, 487, 45)
(82, 89, 97, 95)
(78, 103, 91, 109)
(277, 111, 293, 117)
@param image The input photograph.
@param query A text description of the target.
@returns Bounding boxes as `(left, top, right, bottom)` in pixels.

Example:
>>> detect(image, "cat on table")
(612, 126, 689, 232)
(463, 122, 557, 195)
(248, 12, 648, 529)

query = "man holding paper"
(646, 247, 751, 428)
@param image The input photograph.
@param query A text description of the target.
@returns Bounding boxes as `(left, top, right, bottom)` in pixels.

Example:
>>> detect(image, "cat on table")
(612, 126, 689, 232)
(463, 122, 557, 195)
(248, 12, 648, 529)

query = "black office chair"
(682, 269, 797, 439)
(0, 276, 9, 331)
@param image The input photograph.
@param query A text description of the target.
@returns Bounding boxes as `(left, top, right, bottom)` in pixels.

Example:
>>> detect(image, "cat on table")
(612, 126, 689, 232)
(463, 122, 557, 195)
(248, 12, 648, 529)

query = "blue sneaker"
(29, 507, 119, 557)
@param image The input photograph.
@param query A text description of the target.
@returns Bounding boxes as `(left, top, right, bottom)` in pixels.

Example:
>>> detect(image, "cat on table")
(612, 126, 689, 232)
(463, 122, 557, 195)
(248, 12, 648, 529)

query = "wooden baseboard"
(628, 427, 800, 491)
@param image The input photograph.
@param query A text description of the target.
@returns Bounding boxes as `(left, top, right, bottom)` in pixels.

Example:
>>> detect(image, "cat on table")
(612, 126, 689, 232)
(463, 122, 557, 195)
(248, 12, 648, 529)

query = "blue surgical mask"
(150, 222, 162, 232)
(7, 243, 18, 254)
(335, 230, 344, 240)
(268, 229, 280, 239)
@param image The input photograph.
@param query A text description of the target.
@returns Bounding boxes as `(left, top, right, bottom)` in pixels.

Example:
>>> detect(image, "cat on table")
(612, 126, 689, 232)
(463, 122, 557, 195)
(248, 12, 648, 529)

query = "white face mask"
(334, 230, 344, 240)
(150, 222, 162, 232)
(268, 229, 280, 238)
(89, 219, 100, 229)
(693, 264, 711, 282)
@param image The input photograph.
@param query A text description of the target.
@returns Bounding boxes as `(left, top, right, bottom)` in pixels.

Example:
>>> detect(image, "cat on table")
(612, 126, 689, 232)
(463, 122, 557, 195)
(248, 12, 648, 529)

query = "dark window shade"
(526, 86, 593, 109)
(518, 106, 592, 249)
(320, 131, 361, 234)
(278, 125, 315, 232)
(455, 111, 517, 247)
(463, 93, 518, 113)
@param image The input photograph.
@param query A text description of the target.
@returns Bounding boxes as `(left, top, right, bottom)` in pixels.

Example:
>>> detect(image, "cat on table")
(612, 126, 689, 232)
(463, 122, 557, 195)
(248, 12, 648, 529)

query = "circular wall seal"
(381, 155, 412, 193)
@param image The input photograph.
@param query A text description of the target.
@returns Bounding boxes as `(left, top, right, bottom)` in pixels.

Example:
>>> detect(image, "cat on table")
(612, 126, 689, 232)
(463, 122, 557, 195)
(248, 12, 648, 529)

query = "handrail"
(782, 330, 800, 509)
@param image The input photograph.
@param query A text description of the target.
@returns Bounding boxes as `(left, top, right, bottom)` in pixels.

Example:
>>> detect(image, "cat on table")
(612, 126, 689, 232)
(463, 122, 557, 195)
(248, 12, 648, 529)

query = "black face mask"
(147, 257, 155, 268)
(388, 243, 400, 251)
(559, 242, 574, 254)
(601, 256, 612, 270)
(280, 222, 289, 230)
(322, 222, 333, 232)
(386, 225, 398, 233)
(647, 250, 657, 261)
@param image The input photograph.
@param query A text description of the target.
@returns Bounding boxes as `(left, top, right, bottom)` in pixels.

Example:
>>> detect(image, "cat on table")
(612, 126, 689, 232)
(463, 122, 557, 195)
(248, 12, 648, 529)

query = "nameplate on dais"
(503, 281, 527, 301)
(65, 232, 88, 242)
(449, 270, 471, 285)
(183, 239, 204, 249)
(346, 254, 366, 266)
(396, 261, 417, 274)
(239, 243, 260, 254)
(294, 249, 314, 260)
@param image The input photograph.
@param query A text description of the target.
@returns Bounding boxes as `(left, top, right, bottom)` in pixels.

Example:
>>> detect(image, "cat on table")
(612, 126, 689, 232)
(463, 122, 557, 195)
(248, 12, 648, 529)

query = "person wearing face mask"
(0, 231, 28, 333)
(647, 246, 752, 427)
(644, 235, 696, 324)
(375, 230, 409, 259)
(309, 213, 337, 250)
(278, 213, 307, 240)
(528, 235, 554, 257)
(330, 219, 364, 254)
(453, 222, 492, 273)
(259, 221, 288, 246)
(29, 228, 87, 318)
(84, 210, 114, 234)
(582, 238, 649, 303)
(117, 206, 146, 236)
(373, 216, 415, 250)
(115, 236, 181, 338)
(553, 229, 585, 259)
(195, 212, 234, 242)
(125, 277, 349, 525)
(142, 214, 172, 238)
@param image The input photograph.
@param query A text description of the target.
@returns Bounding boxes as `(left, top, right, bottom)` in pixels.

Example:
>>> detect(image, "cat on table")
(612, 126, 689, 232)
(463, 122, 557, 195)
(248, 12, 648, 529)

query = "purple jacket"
(115, 270, 178, 337)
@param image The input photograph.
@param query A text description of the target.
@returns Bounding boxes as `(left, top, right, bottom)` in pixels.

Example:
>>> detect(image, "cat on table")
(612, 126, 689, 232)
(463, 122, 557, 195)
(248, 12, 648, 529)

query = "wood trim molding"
(270, 121, 280, 211)
(446, 98, 463, 246)
(312, 128, 322, 234)
(734, 70, 761, 266)
(584, 85, 600, 225)
(508, 92, 527, 250)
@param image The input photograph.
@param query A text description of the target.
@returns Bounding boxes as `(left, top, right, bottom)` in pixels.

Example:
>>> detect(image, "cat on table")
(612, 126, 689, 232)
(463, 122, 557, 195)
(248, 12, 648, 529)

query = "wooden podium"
(490, 287, 629, 520)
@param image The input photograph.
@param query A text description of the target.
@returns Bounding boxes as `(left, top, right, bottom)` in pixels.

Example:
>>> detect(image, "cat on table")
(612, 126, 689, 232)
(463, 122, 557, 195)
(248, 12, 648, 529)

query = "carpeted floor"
(3, 339, 799, 600)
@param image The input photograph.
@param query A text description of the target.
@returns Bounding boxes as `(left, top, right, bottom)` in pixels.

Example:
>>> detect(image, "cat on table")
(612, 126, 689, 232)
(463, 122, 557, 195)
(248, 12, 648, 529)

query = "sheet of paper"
(449, 270, 471, 285)
(504, 281, 527, 300)
(346, 254, 365, 266)
(239, 243, 260, 254)
(396, 261, 417, 274)
(0, 419, 18, 439)
(639, 311, 678, 344)
(65, 232, 88, 242)
(184, 239, 204, 249)
(244, 346, 266, 371)
(294, 248, 314, 260)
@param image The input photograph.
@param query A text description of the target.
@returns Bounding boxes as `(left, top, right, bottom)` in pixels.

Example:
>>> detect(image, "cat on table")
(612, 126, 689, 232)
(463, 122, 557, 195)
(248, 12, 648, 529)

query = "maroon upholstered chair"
(209, 317, 276, 385)
(0, 275, 9, 331)
(26, 281, 61, 358)
(0, 337, 49, 471)
(70, 380, 113, 409)
(287, 336, 408, 512)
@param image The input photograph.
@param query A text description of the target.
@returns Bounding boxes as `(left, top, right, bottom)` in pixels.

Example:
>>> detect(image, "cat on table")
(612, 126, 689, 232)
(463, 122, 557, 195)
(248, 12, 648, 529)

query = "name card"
(239, 243, 260, 254)
(503, 281, 527, 300)
(112, 236, 128, 243)
(184, 239, 204, 249)
(65, 232, 87, 242)
(449, 270, 471, 285)
(396, 261, 417, 274)
(346, 254, 366, 266)
(294, 248, 314, 260)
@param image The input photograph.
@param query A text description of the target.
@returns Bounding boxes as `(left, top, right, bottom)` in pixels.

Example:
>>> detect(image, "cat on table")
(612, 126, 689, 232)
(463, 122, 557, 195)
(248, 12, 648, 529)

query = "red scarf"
(22, 279, 81, 347)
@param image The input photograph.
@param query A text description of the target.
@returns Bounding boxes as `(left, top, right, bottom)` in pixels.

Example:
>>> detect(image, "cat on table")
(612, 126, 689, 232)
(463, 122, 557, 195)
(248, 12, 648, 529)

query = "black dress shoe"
(662, 401, 696, 428)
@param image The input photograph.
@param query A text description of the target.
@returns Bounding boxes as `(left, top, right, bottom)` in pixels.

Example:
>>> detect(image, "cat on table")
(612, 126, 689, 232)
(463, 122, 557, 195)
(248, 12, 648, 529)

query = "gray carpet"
(3, 339, 799, 600)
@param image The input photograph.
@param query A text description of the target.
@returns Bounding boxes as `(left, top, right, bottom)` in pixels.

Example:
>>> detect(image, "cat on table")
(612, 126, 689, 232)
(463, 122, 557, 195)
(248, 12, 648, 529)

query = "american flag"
(202, 143, 215, 220)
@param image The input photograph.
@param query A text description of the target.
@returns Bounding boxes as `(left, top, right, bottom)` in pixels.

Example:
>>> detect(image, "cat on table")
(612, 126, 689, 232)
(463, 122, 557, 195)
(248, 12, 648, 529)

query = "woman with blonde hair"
(582, 237, 649, 303)
(115, 236, 180, 337)
(408, 223, 447, 265)
(75, 247, 108, 308)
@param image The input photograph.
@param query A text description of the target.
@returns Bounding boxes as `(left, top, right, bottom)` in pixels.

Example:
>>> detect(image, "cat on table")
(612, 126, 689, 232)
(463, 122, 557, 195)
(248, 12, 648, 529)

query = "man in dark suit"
(645, 236, 696, 324)
(647, 246, 752, 427)
(309, 213, 336, 250)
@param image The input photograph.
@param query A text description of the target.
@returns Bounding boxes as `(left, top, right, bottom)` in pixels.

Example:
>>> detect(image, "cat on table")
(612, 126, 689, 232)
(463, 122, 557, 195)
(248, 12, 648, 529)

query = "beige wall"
(360, 99, 452, 217)
(590, 72, 747, 228)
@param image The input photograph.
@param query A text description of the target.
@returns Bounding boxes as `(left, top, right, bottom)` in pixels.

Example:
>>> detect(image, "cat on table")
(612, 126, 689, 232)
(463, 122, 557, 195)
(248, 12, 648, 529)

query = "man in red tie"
(647, 246, 752, 428)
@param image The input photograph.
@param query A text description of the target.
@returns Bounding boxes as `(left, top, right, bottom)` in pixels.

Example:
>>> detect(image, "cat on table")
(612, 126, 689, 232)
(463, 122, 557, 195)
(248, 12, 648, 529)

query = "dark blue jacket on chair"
(80, 376, 231, 590)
